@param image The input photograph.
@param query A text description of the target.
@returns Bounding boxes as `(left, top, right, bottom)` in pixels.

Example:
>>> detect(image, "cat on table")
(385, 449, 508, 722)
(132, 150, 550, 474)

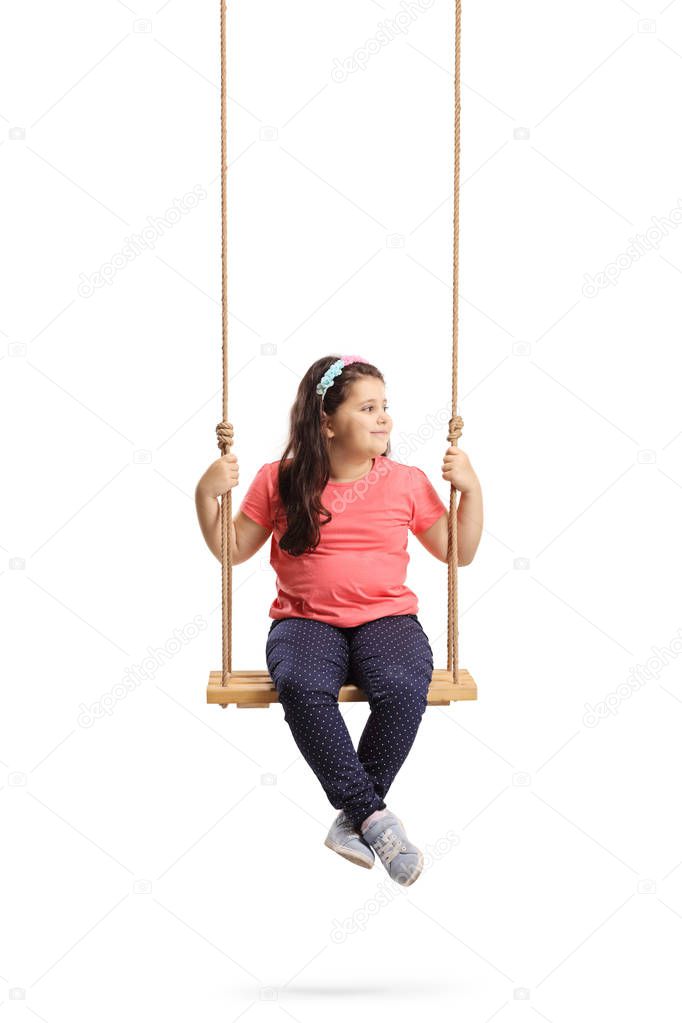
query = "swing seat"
(206, 667, 477, 708)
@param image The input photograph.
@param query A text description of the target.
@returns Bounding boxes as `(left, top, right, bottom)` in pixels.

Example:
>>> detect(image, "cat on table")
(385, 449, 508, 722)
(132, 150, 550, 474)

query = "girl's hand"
(441, 446, 479, 493)
(196, 453, 239, 499)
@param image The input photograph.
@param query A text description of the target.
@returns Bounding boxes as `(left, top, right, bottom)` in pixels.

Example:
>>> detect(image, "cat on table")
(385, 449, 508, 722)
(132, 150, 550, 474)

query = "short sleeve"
(408, 466, 448, 535)
(238, 463, 273, 530)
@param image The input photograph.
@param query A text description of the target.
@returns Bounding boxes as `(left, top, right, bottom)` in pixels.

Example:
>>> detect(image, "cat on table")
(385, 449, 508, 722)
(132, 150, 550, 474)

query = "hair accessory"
(316, 355, 369, 398)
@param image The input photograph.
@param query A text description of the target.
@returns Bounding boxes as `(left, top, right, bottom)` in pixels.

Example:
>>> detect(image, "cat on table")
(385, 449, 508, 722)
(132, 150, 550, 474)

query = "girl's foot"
(360, 807, 390, 830)
(360, 810, 423, 886)
(324, 810, 375, 869)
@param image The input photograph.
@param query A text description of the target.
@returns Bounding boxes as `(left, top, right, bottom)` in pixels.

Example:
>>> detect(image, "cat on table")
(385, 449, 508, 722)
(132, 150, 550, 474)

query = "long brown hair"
(277, 356, 391, 557)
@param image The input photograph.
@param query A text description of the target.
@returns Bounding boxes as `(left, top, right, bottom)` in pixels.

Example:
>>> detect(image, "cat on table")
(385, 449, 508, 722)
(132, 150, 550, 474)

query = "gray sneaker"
(360, 811, 423, 886)
(324, 810, 375, 869)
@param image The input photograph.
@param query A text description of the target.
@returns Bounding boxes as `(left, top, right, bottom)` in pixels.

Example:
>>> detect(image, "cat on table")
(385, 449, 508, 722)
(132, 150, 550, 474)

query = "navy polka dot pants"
(265, 613, 434, 830)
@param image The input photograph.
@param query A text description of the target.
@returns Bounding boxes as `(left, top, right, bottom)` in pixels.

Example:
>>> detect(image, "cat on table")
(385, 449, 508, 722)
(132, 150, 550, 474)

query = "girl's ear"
(320, 412, 334, 440)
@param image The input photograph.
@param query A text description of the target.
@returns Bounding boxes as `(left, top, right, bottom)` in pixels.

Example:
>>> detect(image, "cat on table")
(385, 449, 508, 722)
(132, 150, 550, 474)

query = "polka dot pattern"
(265, 613, 434, 830)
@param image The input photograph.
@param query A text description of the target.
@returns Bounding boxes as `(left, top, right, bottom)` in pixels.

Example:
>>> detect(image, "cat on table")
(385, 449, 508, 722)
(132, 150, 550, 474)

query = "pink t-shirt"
(238, 454, 448, 628)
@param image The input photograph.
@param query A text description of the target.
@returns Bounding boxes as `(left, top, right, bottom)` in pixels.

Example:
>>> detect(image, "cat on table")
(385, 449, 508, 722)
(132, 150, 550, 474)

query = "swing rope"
(447, 0, 464, 678)
(215, 0, 464, 687)
(216, 0, 233, 684)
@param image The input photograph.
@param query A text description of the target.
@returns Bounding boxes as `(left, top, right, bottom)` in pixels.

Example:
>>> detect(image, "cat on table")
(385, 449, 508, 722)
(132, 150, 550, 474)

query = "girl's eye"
(364, 405, 389, 412)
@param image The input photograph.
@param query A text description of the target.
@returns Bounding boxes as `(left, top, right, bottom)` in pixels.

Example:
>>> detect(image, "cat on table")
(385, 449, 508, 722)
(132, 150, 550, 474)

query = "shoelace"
(373, 827, 408, 865)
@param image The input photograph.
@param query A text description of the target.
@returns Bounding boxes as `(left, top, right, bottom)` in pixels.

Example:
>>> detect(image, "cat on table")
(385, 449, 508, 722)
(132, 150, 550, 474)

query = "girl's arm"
(415, 447, 483, 565)
(195, 453, 272, 565)
(195, 453, 240, 563)
(195, 486, 239, 563)
(453, 481, 483, 565)
(442, 446, 483, 565)
(414, 480, 482, 565)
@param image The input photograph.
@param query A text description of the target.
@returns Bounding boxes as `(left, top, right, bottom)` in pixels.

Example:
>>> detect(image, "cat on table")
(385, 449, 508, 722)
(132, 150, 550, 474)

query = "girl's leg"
(265, 617, 386, 830)
(348, 614, 433, 803)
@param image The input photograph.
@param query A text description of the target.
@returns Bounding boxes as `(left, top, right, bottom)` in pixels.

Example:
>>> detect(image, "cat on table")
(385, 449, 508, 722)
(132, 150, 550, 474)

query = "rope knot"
(447, 415, 464, 443)
(216, 420, 234, 453)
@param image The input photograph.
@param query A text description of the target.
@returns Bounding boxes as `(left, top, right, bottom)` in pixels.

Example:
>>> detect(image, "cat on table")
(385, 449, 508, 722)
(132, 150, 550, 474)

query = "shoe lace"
(373, 827, 408, 864)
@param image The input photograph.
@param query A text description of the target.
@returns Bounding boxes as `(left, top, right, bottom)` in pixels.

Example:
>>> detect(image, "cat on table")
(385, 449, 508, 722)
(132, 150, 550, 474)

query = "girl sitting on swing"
(195, 355, 483, 886)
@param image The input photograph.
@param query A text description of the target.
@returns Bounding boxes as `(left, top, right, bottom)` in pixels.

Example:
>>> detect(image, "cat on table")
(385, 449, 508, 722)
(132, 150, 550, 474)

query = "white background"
(2, 0, 682, 1018)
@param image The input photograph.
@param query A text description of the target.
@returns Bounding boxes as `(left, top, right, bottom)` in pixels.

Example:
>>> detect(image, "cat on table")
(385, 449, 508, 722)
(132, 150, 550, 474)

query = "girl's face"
(324, 379, 393, 454)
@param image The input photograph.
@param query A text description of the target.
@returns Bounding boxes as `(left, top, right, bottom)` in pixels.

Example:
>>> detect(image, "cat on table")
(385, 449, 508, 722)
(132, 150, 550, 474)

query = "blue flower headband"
(316, 355, 369, 399)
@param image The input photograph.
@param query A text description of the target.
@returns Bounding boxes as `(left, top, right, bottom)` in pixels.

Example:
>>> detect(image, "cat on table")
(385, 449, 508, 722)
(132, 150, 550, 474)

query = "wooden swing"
(207, 0, 477, 709)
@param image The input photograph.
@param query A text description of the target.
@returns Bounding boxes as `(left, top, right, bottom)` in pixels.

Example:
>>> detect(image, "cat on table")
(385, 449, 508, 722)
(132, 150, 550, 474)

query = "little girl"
(195, 355, 483, 886)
